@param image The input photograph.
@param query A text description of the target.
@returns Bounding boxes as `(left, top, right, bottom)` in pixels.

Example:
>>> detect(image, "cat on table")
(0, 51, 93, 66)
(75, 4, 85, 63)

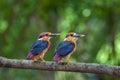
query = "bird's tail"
(26, 52, 33, 60)
(53, 53, 61, 61)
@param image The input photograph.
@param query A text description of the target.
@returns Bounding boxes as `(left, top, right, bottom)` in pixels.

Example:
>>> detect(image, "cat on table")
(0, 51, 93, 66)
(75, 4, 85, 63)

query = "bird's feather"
(54, 41, 75, 57)
(30, 40, 48, 55)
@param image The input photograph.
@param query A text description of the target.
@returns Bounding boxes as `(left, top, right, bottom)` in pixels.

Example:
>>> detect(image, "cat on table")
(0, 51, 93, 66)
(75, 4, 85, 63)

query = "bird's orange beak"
(49, 33, 60, 37)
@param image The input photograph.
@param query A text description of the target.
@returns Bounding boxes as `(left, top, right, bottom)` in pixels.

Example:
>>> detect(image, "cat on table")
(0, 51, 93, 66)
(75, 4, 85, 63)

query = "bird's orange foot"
(61, 59, 69, 65)
(58, 62, 68, 65)
(41, 58, 45, 62)
(41, 60, 45, 62)
(33, 60, 41, 63)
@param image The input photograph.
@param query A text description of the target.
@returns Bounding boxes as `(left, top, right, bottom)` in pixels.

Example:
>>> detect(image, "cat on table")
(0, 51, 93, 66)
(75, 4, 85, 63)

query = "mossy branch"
(0, 56, 119, 76)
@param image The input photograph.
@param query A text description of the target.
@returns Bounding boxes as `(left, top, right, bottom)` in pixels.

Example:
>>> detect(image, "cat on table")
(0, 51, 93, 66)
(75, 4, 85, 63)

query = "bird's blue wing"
(55, 41, 75, 57)
(30, 40, 48, 55)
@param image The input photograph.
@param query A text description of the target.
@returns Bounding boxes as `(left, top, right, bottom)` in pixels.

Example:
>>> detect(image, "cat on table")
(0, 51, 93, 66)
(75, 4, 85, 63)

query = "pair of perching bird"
(26, 32, 85, 62)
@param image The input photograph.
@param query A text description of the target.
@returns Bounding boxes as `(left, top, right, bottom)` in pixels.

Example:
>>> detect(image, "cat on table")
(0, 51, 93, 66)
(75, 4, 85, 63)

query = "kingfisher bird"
(53, 32, 85, 62)
(27, 32, 59, 61)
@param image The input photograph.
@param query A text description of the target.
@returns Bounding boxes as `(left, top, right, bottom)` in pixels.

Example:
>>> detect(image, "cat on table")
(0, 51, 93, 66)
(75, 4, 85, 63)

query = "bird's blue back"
(55, 41, 75, 57)
(30, 40, 48, 55)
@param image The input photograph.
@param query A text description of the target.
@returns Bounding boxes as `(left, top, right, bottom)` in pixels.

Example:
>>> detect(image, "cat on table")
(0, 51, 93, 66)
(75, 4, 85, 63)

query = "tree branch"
(0, 57, 119, 76)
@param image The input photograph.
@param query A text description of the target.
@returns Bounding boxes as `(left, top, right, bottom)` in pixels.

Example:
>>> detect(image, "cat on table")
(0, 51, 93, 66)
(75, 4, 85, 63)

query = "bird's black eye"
(46, 34, 49, 36)
(39, 35, 42, 38)
(70, 34, 73, 36)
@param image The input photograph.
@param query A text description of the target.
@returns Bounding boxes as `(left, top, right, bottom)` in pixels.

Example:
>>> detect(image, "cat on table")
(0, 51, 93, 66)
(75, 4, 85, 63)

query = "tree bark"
(0, 56, 119, 76)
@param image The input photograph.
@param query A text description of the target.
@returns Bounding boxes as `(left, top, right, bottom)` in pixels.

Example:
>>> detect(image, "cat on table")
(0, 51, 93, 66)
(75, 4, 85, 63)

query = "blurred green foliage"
(0, 0, 120, 80)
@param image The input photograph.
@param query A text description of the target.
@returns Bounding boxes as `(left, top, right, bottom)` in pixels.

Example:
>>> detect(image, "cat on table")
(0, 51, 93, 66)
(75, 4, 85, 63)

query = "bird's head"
(64, 32, 85, 42)
(38, 32, 59, 41)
